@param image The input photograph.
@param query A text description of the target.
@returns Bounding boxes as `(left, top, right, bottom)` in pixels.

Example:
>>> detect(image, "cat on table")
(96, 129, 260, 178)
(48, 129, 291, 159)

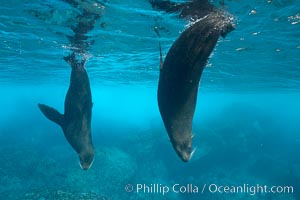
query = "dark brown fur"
(38, 53, 94, 170)
(157, 8, 235, 162)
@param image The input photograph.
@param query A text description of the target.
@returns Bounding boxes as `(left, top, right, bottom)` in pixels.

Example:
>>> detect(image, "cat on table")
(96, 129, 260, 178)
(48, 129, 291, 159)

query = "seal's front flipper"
(38, 103, 64, 127)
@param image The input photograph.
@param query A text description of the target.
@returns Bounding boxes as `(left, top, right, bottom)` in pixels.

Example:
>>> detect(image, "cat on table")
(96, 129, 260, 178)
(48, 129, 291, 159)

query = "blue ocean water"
(0, 0, 300, 199)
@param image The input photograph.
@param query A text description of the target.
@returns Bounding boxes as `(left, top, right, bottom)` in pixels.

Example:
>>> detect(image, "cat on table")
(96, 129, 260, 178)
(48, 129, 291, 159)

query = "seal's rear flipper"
(64, 53, 86, 70)
(38, 103, 64, 127)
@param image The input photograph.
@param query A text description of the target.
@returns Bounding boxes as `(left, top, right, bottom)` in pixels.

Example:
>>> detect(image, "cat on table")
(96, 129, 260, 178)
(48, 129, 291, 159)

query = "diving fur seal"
(38, 53, 94, 170)
(155, 1, 235, 162)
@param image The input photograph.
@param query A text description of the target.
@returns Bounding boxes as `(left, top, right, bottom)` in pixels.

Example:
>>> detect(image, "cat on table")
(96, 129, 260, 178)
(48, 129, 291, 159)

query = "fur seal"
(154, 0, 235, 162)
(38, 53, 94, 170)
(36, 0, 103, 170)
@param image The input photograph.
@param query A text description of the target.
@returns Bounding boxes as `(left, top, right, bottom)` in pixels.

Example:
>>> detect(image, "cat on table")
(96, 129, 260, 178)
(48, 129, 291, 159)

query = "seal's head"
(79, 149, 94, 170)
(171, 135, 195, 162)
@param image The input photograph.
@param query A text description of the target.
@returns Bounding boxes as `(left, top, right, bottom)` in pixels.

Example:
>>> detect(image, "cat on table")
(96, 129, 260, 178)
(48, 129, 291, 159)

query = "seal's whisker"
(190, 147, 197, 160)
(79, 161, 83, 170)
(88, 158, 95, 169)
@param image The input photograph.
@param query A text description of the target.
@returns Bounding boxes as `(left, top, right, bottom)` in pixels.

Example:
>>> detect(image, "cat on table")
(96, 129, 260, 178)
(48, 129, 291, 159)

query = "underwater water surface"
(0, 0, 300, 200)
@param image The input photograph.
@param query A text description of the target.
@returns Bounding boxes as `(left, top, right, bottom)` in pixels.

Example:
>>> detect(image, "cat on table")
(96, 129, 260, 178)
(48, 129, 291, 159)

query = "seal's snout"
(79, 151, 94, 170)
(174, 141, 193, 162)
(79, 159, 94, 170)
(181, 153, 191, 162)
(180, 147, 197, 162)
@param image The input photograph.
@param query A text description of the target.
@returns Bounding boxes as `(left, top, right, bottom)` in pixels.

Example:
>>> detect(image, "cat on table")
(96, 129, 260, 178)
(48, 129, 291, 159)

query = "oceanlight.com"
(124, 183, 294, 196)
(207, 184, 293, 196)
